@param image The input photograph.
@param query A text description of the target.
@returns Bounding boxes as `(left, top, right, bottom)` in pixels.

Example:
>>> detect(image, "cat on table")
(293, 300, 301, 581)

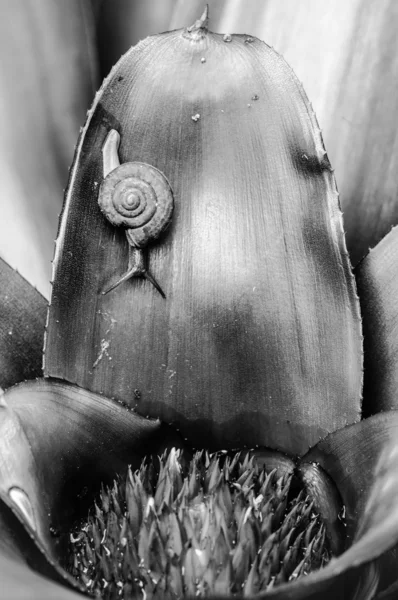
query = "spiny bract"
(67, 449, 331, 599)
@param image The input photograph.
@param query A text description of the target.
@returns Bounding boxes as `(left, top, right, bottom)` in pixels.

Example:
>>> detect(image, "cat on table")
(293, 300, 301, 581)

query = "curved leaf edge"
(0, 257, 47, 391)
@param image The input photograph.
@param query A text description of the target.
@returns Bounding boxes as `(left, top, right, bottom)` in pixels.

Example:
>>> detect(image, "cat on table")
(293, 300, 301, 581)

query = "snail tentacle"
(102, 266, 138, 295)
(102, 246, 166, 298)
(98, 128, 173, 297)
(143, 271, 166, 299)
(102, 129, 121, 177)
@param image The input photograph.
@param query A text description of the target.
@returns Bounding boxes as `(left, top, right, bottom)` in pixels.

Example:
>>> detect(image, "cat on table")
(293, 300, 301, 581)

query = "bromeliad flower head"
(66, 449, 336, 598)
(2, 6, 398, 600)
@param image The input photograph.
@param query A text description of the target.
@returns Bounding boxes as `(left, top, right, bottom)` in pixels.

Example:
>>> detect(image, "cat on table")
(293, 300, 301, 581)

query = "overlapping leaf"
(0, 258, 47, 390)
(0, 0, 98, 295)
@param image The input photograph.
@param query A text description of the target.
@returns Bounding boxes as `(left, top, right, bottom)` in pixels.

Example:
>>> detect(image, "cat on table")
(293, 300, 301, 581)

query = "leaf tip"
(185, 5, 209, 38)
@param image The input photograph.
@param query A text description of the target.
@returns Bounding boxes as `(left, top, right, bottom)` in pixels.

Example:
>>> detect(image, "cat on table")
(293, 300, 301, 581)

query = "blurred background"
(1, 0, 398, 298)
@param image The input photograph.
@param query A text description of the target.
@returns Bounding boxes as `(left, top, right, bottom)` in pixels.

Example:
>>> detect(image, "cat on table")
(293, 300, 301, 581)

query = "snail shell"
(98, 161, 174, 249)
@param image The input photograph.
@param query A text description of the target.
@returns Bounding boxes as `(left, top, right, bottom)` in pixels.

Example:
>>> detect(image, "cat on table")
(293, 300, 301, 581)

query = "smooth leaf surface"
(0, 379, 184, 593)
(0, 500, 74, 594)
(355, 226, 398, 416)
(0, 258, 47, 391)
(0, 0, 98, 296)
(96, 0, 177, 76)
(0, 547, 82, 600)
(181, 0, 398, 266)
(45, 20, 362, 457)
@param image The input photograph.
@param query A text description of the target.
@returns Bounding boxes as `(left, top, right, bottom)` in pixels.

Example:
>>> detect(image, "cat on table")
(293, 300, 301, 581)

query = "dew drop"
(252, 94, 259, 101)
(245, 36, 254, 44)
(9, 487, 36, 531)
(223, 34, 232, 42)
(247, 104, 251, 108)
(50, 524, 61, 537)
(191, 113, 201, 122)
(201, 57, 206, 63)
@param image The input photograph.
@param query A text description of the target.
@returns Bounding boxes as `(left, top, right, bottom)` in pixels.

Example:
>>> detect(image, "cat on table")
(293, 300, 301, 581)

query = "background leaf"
(355, 227, 398, 416)
(0, 0, 98, 297)
(0, 258, 46, 391)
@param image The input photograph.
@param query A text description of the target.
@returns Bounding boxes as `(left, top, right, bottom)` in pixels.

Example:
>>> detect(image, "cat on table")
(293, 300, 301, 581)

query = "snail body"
(98, 129, 174, 295)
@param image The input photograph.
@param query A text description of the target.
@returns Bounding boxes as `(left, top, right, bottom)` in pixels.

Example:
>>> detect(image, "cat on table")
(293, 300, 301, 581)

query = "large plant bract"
(2, 4, 398, 600)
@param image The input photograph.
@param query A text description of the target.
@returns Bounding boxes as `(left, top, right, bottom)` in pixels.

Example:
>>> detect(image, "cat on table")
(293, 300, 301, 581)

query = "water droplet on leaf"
(223, 34, 232, 42)
(50, 524, 60, 537)
(9, 487, 36, 531)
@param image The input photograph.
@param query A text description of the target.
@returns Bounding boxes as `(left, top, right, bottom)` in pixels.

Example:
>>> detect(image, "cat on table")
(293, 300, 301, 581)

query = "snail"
(98, 129, 174, 297)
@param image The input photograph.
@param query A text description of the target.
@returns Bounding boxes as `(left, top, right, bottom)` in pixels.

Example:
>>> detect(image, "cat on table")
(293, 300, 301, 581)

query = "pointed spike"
(258, 559, 272, 591)
(66, 448, 333, 596)
(304, 518, 319, 548)
(280, 545, 297, 582)
(279, 527, 295, 559)
(290, 530, 305, 559)
(168, 562, 184, 598)
(99, 550, 111, 582)
(94, 502, 103, 523)
(228, 451, 241, 475)
(100, 484, 110, 513)
(244, 556, 260, 596)
(183, 547, 200, 597)
(111, 490, 122, 518)
(186, 4, 209, 34)
(208, 457, 222, 491)
(214, 559, 232, 595)
(91, 521, 101, 553)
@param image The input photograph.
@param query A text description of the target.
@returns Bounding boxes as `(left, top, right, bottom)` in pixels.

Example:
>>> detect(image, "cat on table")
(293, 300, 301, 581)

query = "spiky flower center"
(66, 450, 331, 598)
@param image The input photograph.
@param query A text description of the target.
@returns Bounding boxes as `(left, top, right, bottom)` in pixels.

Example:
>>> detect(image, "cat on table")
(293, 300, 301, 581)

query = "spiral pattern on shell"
(98, 161, 174, 248)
